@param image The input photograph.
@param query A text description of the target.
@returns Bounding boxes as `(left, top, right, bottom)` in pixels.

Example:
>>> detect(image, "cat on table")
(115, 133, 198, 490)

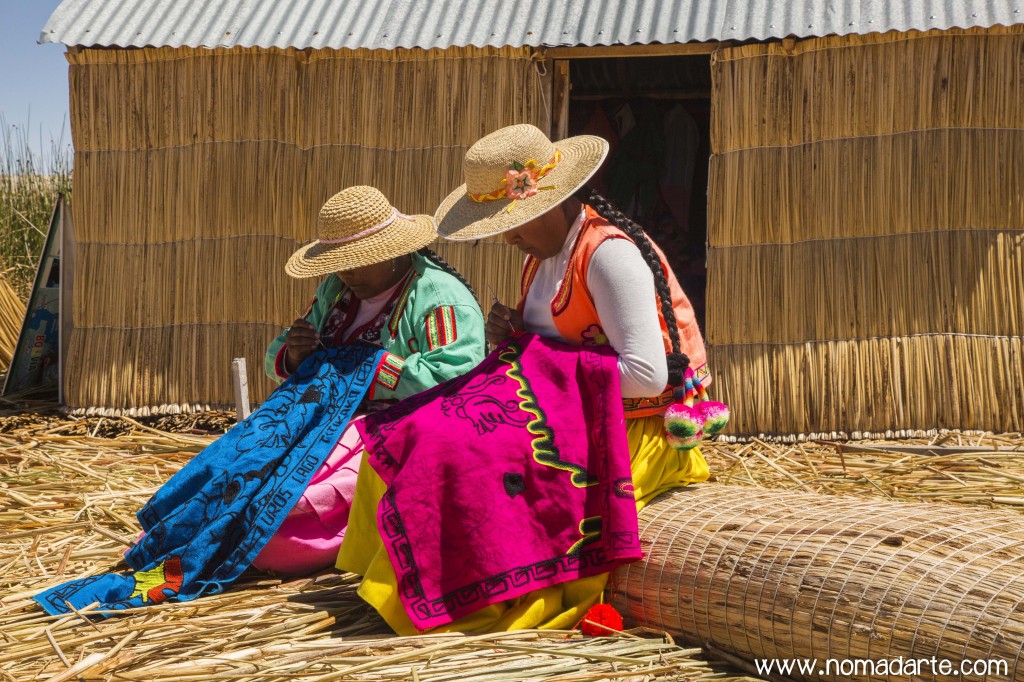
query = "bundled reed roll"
(0, 275, 25, 369)
(614, 485, 1023, 681)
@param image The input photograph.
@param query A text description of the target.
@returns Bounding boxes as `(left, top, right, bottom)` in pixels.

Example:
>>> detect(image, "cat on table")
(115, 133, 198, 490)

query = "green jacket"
(265, 252, 485, 400)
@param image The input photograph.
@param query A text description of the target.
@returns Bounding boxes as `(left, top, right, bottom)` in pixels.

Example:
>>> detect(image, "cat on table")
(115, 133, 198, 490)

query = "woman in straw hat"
(337, 125, 720, 633)
(254, 185, 485, 575)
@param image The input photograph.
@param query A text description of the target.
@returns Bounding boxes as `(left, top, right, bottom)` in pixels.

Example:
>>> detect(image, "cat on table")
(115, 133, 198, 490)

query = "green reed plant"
(0, 115, 72, 300)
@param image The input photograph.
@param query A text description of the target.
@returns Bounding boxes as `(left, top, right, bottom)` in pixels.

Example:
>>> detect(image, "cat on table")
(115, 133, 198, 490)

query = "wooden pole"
(231, 357, 251, 421)
(543, 43, 726, 59)
(552, 60, 570, 141)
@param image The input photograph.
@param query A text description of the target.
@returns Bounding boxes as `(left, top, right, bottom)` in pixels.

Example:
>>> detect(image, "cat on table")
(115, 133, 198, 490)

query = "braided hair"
(574, 187, 690, 387)
(417, 247, 480, 304)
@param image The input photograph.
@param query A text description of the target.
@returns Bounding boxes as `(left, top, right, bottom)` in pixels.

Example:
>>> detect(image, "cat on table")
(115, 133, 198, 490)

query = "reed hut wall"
(706, 26, 1024, 436)
(65, 46, 545, 413)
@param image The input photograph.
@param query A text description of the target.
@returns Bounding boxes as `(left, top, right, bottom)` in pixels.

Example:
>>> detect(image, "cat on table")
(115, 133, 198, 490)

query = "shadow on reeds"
(244, 567, 393, 636)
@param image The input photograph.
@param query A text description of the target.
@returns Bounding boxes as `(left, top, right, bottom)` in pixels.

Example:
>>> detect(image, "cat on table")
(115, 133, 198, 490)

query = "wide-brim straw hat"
(435, 124, 609, 241)
(285, 186, 436, 278)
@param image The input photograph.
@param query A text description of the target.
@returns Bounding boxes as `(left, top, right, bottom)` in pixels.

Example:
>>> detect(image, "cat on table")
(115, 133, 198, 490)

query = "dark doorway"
(567, 54, 712, 329)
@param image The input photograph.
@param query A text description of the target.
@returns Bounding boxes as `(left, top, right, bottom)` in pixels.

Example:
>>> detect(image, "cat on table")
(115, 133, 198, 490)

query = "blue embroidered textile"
(35, 345, 382, 616)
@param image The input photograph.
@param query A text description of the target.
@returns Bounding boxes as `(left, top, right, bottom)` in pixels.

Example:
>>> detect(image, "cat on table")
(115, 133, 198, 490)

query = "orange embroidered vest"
(517, 205, 710, 418)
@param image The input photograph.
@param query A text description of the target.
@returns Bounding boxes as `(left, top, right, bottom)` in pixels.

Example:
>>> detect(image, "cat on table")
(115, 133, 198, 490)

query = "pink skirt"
(251, 418, 365, 575)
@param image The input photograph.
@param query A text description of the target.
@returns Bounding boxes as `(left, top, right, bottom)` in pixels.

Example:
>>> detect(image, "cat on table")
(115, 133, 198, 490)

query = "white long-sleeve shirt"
(522, 209, 667, 398)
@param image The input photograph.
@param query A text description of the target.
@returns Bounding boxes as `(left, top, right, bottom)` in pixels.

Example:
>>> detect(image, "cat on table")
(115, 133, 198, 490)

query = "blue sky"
(0, 1, 71, 160)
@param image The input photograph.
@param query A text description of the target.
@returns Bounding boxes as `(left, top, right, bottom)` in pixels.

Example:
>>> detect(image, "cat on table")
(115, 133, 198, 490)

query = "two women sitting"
(260, 124, 714, 632)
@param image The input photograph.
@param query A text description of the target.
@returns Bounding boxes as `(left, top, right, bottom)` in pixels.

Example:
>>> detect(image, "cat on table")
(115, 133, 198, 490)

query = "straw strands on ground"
(1, 410, 1021, 680)
(702, 434, 1024, 510)
(707, 26, 1024, 436)
(0, 411, 759, 681)
(2, 578, 717, 681)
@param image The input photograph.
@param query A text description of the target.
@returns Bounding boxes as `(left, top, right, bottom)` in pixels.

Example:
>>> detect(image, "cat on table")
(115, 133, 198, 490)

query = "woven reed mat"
(615, 484, 1024, 681)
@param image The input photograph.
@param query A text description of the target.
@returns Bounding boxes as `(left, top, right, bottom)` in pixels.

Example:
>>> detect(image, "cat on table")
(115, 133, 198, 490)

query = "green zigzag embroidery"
(566, 516, 603, 555)
(499, 344, 596, 488)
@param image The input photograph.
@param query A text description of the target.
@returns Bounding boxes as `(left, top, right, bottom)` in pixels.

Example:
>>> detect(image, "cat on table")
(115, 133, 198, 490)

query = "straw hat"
(435, 124, 609, 241)
(285, 186, 436, 278)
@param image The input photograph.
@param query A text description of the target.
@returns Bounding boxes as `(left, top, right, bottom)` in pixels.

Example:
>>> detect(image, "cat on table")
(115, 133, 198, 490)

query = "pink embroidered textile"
(357, 333, 641, 631)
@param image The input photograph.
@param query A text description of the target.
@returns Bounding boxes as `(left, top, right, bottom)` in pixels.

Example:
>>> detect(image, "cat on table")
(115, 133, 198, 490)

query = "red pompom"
(581, 603, 624, 636)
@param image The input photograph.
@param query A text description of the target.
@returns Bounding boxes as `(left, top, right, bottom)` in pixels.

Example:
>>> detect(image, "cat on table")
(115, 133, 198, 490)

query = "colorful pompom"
(664, 402, 702, 437)
(697, 400, 730, 435)
(665, 366, 729, 445)
(581, 603, 624, 636)
(666, 430, 702, 451)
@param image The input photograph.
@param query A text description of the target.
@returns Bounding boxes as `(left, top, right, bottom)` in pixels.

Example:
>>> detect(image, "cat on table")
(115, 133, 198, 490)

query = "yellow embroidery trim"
(499, 343, 596, 488)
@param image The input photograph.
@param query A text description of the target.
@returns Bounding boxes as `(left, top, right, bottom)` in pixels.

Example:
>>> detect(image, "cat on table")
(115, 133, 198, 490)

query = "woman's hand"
(485, 302, 524, 346)
(285, 319, 320, 373)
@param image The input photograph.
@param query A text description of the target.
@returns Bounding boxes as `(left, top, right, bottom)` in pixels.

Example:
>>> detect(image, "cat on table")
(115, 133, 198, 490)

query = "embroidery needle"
(291, 305, 326, 349)
(488, 285, 518, 334)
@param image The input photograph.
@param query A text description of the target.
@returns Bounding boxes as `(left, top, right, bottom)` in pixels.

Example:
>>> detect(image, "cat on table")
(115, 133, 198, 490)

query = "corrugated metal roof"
(40, 0, 1024, 50)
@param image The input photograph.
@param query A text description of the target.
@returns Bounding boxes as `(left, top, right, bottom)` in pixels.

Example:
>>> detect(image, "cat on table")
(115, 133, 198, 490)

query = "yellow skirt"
(336, 415, 709, 635)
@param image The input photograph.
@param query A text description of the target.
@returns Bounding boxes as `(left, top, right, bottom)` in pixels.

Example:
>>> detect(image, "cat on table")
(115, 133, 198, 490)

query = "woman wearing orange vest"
(337, 124, 722, 634)
(439, 123, 713, 506)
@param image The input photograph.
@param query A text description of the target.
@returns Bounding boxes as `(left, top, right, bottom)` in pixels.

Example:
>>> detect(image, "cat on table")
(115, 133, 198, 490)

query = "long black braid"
(574, 187, 690, 387)
(417, 247, 480, 306)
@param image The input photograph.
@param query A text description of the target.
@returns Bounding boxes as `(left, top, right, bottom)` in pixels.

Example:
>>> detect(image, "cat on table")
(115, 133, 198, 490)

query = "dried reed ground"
(0, 409, 759, 681)
(1, 407, 1021, 680)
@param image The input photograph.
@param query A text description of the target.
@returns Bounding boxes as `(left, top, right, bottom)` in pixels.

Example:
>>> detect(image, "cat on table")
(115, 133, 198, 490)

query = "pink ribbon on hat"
(318, 208, 412, 244)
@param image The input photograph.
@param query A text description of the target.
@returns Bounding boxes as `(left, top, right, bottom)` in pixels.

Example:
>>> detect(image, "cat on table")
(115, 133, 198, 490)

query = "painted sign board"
(2, 196, 63, 396)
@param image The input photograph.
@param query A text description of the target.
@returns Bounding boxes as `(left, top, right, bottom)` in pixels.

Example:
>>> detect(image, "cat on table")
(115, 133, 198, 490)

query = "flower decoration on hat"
(507, 161, 539, 200)
(470, 151, 562, 211)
